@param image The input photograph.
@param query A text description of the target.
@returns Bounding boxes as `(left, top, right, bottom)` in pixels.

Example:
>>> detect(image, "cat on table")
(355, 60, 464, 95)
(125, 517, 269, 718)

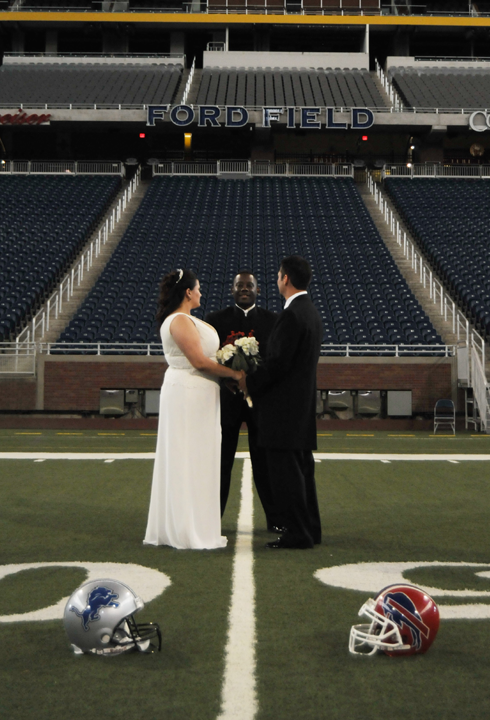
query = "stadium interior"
(3, 4, 490, 720)
(2, 2, 489, 426)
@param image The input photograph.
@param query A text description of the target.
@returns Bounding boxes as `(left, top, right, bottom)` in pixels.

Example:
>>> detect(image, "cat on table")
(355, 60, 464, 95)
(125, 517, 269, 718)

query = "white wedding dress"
(144, 313, 227, 550)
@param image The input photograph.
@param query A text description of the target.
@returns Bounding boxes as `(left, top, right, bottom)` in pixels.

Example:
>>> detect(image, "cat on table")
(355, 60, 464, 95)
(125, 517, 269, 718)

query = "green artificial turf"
(253, 460, 490, 720)
(1, 428, 490, 454)
(2, 436, 490, 719)
(0, 459, 238, 720)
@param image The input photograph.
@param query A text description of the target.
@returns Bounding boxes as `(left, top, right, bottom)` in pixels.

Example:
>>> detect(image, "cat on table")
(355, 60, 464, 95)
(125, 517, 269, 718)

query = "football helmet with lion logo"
(63, 578, 161, 655)
(349, 584, 440, 656)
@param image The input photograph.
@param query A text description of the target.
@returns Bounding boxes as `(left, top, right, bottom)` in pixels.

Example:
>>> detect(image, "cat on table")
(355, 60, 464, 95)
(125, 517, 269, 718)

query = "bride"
(144, 269, 244, 550)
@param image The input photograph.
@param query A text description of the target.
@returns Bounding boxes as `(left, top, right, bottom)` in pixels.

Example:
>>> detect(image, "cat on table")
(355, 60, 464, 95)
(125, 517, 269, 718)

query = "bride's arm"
(169, 314, 243, 382)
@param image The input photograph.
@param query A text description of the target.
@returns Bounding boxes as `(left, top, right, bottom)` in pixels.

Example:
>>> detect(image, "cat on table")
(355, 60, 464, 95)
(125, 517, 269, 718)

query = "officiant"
(206, 271, 283, 531)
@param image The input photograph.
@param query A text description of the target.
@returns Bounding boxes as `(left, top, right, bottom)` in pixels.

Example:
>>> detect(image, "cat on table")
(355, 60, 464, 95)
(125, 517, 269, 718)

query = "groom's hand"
(224, 379, 238, 394)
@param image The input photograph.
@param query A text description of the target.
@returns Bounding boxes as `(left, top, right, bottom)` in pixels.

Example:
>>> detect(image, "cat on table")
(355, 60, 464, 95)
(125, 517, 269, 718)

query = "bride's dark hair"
(156, 269, 198, 325)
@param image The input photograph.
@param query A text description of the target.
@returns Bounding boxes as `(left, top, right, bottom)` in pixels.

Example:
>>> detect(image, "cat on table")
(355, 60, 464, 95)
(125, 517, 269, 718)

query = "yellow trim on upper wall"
(3, 11, 490, 27)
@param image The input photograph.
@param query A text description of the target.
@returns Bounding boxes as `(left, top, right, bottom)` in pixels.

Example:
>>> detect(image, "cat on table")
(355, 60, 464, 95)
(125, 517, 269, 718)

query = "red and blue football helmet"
(349, 584, 440, 656)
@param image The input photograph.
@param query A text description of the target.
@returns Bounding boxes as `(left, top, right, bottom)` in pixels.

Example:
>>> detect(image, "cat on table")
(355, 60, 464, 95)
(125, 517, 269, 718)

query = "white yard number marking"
(315, 561, 490, 619)
(0, 562, 170, 623)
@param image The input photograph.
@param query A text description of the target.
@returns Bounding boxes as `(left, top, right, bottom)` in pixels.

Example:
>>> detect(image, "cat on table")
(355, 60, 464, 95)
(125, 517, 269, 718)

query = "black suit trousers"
(266, 448, 321, 547)
(220, 398, 281, 527)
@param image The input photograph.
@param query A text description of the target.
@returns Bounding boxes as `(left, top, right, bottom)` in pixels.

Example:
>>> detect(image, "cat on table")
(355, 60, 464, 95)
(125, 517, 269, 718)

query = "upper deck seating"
(389, 66, 490, 109)
(196, 67, 387, 107)
(16, 1, 94, 9)
(128, 0, 186, 8)
(57, 176, 441, 353)
(384, 178, 490, 335)
(0, 175, 120, 341)
(0, 62, 183, 106)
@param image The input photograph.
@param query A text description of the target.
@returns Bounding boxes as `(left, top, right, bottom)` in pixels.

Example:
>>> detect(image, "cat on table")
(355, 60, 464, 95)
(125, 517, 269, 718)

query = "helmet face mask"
(349, 584, 440, 657)
(64, 578, 162, 656)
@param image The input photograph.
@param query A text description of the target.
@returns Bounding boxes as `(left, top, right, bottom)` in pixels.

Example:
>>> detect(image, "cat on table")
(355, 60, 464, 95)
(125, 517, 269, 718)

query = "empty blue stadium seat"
(58, 175, 442, 355)
(385, 177, 490, 337)
(0, 175, 120, 340)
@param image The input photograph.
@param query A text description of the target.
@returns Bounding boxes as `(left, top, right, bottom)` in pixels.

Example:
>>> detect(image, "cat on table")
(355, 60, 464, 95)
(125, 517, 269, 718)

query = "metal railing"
(368, 172, 490, 430)
(368, 172, 484, 357)
(471, 334, 490, 431)
(181, 56, 196, 105)
(15, 168, 141, 345)
(4, 0, 490, 16)
(0, 341, 455, 372)
(40, 342, 164, 356)
(319, 343, 455, 357)
(206, 42, 226, 51)
(383, 163, 490, 178)
(375, 59, 403, 112)
(0, 102, 398, 112)
(153, 161, 354, 177)
(3, 51, 183, 60)
(0, 101, 485, 114)
(0, 343, 36, 375)
(0, 160, 124, 175)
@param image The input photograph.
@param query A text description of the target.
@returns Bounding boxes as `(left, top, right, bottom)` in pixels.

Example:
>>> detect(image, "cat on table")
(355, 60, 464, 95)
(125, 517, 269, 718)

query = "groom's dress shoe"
(267, 525, 287, 534)
(265, 537, 313, 550)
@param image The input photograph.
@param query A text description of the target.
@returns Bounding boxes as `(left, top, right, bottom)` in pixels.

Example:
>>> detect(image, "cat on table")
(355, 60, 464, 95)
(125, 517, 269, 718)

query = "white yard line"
(2, 452, 490, 461)
(0, 452, 156, 460)
(217, 458, 257, 720)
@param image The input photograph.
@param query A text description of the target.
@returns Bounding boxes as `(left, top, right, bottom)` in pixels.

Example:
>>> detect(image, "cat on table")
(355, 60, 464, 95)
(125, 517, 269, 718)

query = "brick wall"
(317, 360, 452, 414)
(42, 359, 167, 412)
(0, 357, 453, 414)
(0, 378, 37, 411)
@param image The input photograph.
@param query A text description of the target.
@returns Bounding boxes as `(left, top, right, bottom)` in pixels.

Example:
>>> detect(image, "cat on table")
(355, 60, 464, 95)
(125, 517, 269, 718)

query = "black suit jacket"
(205, 305, 278, 426)
(246, 295, 322, 451)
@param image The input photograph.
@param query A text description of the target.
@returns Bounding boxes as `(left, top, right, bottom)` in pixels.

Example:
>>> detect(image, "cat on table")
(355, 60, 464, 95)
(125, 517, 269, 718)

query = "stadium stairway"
(39, 178, 151, 345)
(184, 68, 202, 105)
(357, 181, 460, 347)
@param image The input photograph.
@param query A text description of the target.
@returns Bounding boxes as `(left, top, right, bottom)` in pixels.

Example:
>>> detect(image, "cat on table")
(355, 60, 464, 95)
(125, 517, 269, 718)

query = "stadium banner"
(0, 109, 51, 125)
(147, 105, 374, 130)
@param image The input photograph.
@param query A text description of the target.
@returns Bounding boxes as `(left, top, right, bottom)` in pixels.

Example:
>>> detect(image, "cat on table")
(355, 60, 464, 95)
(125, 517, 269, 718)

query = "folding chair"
(434, 399, 455, 435)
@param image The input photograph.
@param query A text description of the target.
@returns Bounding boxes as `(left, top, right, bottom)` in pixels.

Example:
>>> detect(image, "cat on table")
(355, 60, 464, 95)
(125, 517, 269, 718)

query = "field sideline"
(1, 430, 490, 719)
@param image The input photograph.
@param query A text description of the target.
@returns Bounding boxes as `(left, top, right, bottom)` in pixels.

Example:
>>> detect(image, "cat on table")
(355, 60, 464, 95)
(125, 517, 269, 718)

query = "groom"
(238, 256, 323, 549)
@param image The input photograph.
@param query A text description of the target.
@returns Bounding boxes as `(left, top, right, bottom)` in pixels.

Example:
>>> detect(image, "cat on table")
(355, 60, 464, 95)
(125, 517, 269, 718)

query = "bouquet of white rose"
(216, 331, 261, 407)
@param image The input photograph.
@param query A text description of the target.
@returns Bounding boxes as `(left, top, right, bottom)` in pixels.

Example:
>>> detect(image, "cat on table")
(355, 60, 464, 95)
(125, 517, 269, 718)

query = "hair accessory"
(176, 269, 183, 283)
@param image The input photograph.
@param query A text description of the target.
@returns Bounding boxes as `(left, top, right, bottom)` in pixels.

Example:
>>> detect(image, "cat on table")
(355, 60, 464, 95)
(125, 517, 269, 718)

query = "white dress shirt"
(284, 291, 307, 309)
